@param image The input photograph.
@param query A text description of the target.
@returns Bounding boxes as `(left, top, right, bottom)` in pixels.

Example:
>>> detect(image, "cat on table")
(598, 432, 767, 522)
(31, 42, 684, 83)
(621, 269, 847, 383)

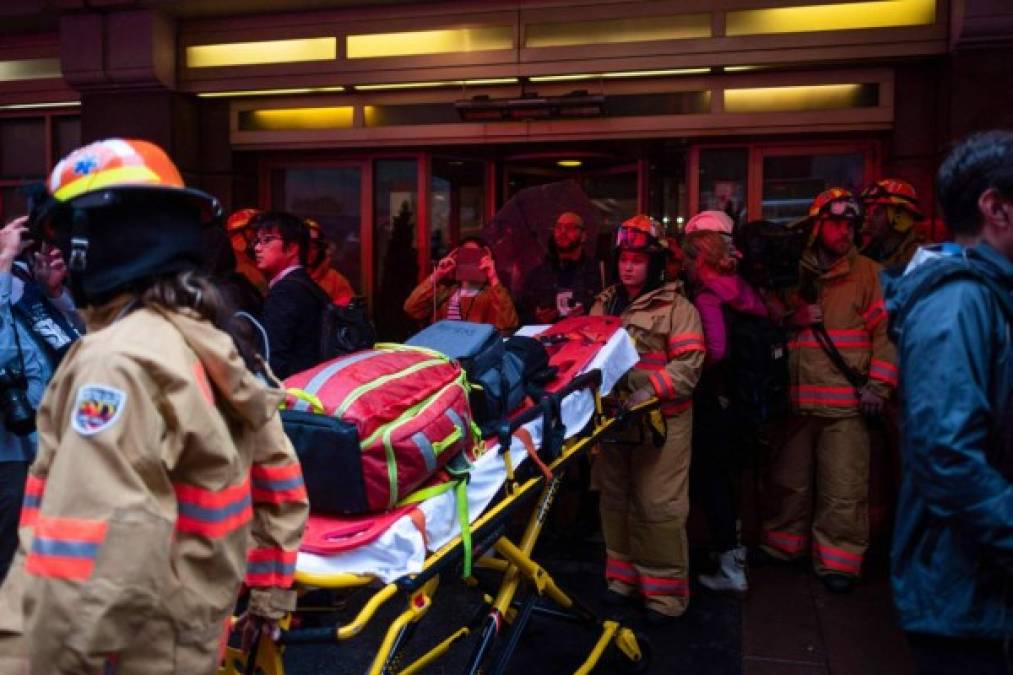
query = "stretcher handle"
(277, 626, 341, 645)
(503, 369, 603, 433)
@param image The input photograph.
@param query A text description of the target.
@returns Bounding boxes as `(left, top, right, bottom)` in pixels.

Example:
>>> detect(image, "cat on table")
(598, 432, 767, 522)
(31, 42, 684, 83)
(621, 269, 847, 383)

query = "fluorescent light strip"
(354, 78, 517, 91)
(529, 68, 709, 82)
(0, 101, 80, 111)
(198, 86, 346, 98)
(187, 37, 337, 68)
(0, 58, 61, 82)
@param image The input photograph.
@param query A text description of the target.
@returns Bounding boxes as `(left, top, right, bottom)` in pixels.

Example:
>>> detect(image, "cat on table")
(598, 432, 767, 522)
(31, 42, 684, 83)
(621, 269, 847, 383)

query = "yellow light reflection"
(354, 78, 517, 91)
(187, 37, 336, 68)
(0, 101, 80, 111)
(727, 0, 935, 36)
(557, 160, 583, 168)
(724, 84, 866, 113)
(197, 86, 345, 98)
(530, 68, 708, 82)
(347, 27, 512, 59)
(242, 106, 354, 131)
(525, 14, 710, 48)
(0, 58, 61, 82)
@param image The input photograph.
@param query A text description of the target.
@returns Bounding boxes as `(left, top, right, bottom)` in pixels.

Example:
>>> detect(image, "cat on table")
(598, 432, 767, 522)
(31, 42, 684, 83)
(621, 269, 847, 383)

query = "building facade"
(1, 0, 1012, 310)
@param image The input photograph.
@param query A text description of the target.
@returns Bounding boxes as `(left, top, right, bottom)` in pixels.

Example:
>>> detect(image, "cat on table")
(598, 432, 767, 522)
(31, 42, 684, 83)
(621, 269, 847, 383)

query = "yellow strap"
(54, 165, 161, 202)
(283, 388, 324, 414)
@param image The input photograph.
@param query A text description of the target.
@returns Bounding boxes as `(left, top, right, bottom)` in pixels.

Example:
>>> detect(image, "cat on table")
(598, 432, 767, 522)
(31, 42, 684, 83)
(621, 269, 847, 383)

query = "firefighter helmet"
(860, 178, 925, 221)
(41, 138, 223, 305)
(616, 214, 664, 252)
(226, 208, 261, 233)
(808, 188, 862, 222)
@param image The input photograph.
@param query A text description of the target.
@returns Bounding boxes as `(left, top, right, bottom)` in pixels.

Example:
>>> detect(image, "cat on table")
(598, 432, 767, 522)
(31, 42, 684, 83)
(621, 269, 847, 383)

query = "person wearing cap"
(758, 188, 897, 594)
(225, 208, 267, 295)
(519, 211, 602, 324)
(860, 178, 927, 269)
(0, 139, 308, 673)
(305, 218, 354, 306)
(590, 215, 705, 623)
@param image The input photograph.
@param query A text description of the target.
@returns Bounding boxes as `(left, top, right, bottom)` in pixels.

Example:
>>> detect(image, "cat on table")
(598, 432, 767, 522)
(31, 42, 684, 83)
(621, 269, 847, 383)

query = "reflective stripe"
(636, 350, 667, 371)
(639, 575, 689, 597)
(245, 547, 298, 587)
(660, 398, 692, 416)
(869, 359, 898, 387)
(648, 371, 677, 400)
(791, 385, 859, 407)
(251, 462, 307, 504)
(667, 332, 706, 358)
(605, 558, 637, 583)
(292, 351, 383, 412)
(413, 432, 437, 473)
(26, 516, 107, 581)
(762, 529, 807, 555)
(862, 300, 887, 330)
(174, 478, 252, 538)
(790, 328, 871, 350)
(814, 542, 862, 574)
(19, 475, 44, 528)
(53, 165, 160, 202)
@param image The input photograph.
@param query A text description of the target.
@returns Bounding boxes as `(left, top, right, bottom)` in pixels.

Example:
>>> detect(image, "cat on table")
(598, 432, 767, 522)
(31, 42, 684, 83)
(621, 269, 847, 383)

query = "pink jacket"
(691, 275, 768, 366)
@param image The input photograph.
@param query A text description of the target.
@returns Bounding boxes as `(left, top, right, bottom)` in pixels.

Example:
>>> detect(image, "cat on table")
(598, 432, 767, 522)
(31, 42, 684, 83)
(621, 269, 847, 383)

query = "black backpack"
(291, 276, 377, 360)
(736, 220, 812, 291)
(724, 309, 790, 426)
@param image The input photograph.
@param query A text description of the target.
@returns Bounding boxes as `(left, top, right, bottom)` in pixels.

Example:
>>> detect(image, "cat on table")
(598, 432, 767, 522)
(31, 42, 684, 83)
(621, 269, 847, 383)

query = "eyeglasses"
(253, 234, 282, 247)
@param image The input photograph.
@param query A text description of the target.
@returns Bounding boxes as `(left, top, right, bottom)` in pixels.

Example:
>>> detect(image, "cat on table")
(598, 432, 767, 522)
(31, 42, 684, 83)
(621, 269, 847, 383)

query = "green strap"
(455, 479, 472, 578)
(396, 477, 472, 578)
(283, 388, 324, 413)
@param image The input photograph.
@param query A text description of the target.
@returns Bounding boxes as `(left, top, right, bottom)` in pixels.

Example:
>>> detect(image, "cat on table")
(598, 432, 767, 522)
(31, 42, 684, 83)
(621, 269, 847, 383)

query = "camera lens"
(0, 363, 36, 437)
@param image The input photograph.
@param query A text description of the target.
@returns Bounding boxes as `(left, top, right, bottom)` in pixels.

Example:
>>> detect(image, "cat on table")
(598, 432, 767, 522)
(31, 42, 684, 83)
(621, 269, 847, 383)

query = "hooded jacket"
(786, 245, 897, 417)
(883, 242, 1012, 639)
(0, 298, 308, 671)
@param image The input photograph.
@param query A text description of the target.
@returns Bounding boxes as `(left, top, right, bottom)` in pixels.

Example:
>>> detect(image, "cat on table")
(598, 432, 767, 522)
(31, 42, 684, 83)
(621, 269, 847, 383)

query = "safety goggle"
(616, 225, 658, 250)
(819, 198, 861, 220)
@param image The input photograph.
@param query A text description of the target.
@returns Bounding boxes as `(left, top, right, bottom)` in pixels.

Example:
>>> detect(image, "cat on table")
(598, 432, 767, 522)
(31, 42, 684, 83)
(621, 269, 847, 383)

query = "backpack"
(724, 310, 790, 426)
(405, 321, 555, 435)
(736, 220, 812, 290)
(290, 275, 376, 360)
(280, 344, 480, 514)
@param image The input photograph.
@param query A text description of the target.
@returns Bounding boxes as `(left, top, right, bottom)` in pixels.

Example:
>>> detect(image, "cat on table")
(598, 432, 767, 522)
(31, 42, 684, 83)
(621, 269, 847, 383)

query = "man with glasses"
(251, 211, 326, 379)
(519, 211, 602, 325)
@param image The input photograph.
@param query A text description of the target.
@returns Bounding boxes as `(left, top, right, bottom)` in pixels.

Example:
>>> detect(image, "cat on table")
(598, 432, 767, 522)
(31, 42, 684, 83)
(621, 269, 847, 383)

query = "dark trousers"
(690, 394, 740, 552)
(907, 633, 1011, 675)
(0, 460, 28, 584)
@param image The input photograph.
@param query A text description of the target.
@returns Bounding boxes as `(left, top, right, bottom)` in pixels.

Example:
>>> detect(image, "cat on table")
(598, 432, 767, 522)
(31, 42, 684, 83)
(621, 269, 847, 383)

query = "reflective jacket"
(0, 297, 308, 671)
(591, 281, 705, 416)
(884, 242, 1012, 640)
(787, 247, 897, 417)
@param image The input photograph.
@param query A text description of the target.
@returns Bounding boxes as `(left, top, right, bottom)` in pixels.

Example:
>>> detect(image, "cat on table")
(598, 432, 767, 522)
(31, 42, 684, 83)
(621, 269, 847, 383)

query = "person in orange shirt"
(305, 218, 354, 306)
(226, 208, 267, 295)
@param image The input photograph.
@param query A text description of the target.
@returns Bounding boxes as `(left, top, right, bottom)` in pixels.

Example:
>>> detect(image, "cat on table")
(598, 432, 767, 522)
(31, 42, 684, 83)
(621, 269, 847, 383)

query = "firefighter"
(225, 207, 268, 295)
(0, 139, 308, 674)
(305, 217, 354, 306)
(860, 178, 926, 269)
(759, 188, 897, 594)
(590, 215, 705, 623)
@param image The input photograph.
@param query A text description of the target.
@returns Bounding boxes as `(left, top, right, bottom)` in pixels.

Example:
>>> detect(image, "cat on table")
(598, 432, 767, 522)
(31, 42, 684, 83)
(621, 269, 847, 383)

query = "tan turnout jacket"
(0, 297, 308, 674)
(787, 247, 898, 417)
(591, 281, 705, 416)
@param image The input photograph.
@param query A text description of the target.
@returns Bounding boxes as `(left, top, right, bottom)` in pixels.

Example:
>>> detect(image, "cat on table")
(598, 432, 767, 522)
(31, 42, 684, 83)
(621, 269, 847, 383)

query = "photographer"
(0, 216, 80, 583)
(403, 236, 518, 332)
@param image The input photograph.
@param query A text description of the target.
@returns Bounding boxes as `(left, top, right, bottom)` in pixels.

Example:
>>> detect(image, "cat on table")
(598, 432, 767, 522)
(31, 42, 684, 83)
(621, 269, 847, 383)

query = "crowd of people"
(0, 129, 1008, 674)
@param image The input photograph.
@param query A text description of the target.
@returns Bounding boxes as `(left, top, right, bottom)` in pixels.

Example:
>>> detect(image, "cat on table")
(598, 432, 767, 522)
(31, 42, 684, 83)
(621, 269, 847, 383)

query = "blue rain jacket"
(883, 242, 1012, 639)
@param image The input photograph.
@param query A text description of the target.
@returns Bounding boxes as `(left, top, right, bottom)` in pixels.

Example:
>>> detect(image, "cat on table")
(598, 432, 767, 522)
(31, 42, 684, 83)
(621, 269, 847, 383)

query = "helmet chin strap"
(67, 209, 91, 306)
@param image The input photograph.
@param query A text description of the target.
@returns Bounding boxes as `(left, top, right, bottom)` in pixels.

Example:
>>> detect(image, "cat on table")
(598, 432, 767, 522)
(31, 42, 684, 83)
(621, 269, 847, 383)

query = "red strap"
(514, 427, 552, 481)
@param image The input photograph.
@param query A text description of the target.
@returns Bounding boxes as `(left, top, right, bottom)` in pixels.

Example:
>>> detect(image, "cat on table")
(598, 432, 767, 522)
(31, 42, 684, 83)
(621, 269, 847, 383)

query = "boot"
(699, 546, 748, 597)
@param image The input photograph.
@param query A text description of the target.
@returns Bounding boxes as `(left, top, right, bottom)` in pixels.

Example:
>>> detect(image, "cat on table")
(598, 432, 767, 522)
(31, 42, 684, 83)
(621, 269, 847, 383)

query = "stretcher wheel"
(607, 629, 652, 673)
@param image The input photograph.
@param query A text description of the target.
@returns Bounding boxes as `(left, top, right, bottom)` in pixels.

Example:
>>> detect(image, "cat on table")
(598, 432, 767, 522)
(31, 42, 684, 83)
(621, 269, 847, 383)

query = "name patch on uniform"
(72, 385, 127, 436)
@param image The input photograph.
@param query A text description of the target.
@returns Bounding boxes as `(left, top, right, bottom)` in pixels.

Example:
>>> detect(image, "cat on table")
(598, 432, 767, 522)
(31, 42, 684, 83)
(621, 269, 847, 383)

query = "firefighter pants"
(761, 414, 870, 578)
(592, 409, 692, 616)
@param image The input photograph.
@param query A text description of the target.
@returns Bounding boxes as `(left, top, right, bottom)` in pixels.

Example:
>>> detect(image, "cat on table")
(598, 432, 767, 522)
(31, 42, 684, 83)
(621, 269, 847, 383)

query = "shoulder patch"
(72, 384, 127, 436)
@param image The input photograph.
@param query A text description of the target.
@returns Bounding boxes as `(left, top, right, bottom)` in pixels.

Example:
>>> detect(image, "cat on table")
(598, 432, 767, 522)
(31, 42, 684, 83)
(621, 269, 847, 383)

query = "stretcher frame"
(223, 370, 653, 675)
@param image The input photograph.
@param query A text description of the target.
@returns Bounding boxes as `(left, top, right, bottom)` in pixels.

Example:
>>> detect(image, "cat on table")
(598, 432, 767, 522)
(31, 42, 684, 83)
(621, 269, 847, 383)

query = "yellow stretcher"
(222, 371, 655, 675)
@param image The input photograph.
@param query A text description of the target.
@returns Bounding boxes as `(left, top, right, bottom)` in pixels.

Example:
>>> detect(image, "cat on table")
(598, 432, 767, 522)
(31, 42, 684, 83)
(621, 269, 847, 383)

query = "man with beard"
(519, 211, 602, 325)
(758, 188, 897, 594)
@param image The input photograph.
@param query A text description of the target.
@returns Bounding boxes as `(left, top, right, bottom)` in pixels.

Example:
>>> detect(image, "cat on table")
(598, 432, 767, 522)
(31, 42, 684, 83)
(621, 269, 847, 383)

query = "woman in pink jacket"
(682, 228, 769, 597)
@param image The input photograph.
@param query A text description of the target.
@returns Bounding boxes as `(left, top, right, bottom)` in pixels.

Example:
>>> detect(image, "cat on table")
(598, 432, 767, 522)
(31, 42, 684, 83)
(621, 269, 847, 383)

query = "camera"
(0, 360, 36, 436)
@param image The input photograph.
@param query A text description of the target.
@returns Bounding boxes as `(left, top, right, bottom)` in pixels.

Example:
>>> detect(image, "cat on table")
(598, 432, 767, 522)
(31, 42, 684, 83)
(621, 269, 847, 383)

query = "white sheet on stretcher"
(295, 327, 639, 583)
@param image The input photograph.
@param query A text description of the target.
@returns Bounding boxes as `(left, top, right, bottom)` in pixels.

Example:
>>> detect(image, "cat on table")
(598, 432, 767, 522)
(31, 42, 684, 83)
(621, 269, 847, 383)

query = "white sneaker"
(699, 546, 748, 597)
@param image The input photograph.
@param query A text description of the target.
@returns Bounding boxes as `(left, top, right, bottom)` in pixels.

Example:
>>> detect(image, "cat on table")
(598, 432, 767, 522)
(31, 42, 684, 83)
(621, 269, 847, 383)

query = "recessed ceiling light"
(557, 160, 582, 168)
